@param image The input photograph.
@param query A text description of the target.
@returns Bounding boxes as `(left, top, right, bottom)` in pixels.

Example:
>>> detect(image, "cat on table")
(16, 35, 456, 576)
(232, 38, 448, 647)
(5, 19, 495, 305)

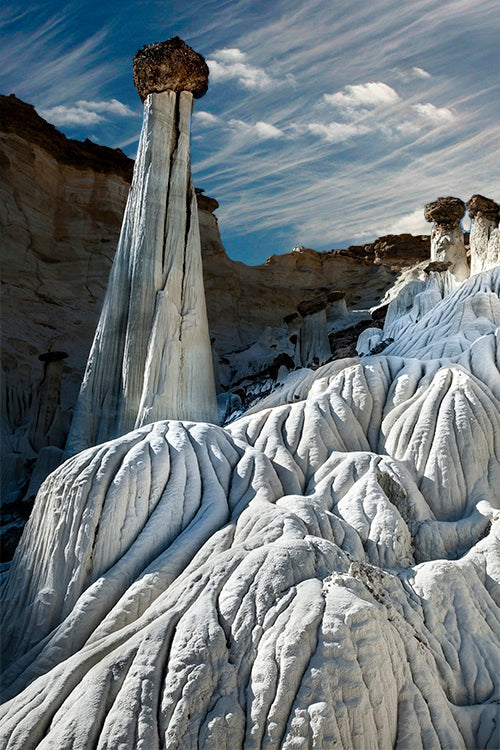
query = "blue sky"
(1, 0, 499, 264)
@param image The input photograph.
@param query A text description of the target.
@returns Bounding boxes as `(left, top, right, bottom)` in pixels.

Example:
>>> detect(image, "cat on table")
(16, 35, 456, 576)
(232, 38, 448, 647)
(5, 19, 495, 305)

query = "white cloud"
(412, 102, 455, 124)
(207, 48, 273, 90)
(38, 104, 104, 125)
(325, 82, 400, 108)
(394, 120, 424, 136)
(304, 121, 370, 142)
(213, 48, 246, 64)
(39, 98, 136, 126)
(254, 121, 284, 139)
(228, 118, 284, 139)
(193, 111, 220, 126)
(382, 208, 429, 236)
(412, 66, 431, 79)
(396, 66, 432, 83)
(78, 99, 136, 117)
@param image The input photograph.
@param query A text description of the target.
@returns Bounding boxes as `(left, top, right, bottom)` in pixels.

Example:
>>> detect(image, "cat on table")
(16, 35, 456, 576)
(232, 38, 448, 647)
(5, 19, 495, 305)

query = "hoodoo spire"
(66, 38, 218, 453)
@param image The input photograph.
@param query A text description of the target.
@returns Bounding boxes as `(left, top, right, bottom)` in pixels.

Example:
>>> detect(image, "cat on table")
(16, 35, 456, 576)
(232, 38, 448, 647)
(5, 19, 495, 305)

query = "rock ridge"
(0, 94, 134, 181)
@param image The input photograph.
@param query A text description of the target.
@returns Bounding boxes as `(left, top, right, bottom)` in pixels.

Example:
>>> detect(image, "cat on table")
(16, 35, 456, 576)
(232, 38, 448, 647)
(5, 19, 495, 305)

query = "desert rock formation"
(133, 37, 209, 101)
(1, 266, 499, 749)
(67, 39, 217, 453)
(424, 196, 469, 280)
(0, 94, 415, 555)
(467, 194, 500, 275)
(1, 32, 500, 747)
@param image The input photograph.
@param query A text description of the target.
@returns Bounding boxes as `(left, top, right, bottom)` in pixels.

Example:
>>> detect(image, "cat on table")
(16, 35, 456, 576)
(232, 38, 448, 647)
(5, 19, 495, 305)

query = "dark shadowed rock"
(424, 261, 452, 274)
(327, 290, 346, 303)
(133, 37, 209, 100)
(298, 294, 328, 317)
(466, 194, 499, 221)
(38, 351, 69, 363)
(424, 197, 465, 226)
(333, 234, 430, 270)
(195, 188, 219, 214)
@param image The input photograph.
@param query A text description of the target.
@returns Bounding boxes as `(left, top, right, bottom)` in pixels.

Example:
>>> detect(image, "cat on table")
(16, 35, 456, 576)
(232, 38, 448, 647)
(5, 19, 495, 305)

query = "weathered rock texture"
(67, 41, 218, 453)
(133, 37, 209, 101)
(1, 267, 499, 749)
(467, 194, 500, 275)
(1, 95, 424, 539)
(296, 294, 332, 367)
(0, 96, 427, 402)
(424, 196, 469, 280)
(1, 96, 135, 554)
(336, 233, 430, 270)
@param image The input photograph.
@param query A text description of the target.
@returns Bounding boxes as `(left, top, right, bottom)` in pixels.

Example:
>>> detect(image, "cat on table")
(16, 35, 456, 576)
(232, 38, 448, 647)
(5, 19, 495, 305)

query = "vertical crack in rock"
(66, 39, 217, 455)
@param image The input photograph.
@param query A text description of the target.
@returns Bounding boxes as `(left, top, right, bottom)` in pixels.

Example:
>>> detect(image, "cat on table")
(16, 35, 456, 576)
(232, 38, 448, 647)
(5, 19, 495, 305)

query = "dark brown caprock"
(133, 36, 209, 100)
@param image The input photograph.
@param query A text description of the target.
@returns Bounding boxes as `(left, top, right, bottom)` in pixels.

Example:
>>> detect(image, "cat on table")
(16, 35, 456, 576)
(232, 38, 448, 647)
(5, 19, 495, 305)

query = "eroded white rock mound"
(1, 268, 500, 749)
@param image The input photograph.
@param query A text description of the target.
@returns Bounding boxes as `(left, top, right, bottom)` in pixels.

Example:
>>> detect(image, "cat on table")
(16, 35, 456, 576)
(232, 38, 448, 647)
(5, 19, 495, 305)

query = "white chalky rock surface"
(66, 90, 217, 455)
(1, 268, 500, 749)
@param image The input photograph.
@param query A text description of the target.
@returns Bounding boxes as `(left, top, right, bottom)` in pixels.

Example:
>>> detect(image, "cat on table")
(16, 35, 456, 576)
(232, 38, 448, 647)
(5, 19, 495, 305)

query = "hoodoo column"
(67, 38, 218, 454)
(424, 196, 468, 281)
(467, 194, 500, 275)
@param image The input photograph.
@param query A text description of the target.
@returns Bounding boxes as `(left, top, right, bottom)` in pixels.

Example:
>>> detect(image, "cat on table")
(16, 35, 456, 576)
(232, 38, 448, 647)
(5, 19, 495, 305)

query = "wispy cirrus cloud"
(300, 121, 370, 143)
(294, 79, 455, 146)
(0, 10, 118, 109)
(379, 207, 430, 237)
(2, 0, 499, 265)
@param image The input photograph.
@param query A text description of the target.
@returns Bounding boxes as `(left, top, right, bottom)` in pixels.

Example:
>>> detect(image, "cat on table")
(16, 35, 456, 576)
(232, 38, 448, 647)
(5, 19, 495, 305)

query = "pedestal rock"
(424, 196, 469, 281)
(467, 194, 500, 275)
(66, 40, 217, 454)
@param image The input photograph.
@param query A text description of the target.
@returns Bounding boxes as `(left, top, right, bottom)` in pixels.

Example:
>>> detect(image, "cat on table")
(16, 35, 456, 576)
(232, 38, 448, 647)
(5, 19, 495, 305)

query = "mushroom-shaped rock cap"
(424, 196, 465, 225)
(466, 194, 499, 220)
(133, 37, 209, 101)
(298, 294, 329, 318)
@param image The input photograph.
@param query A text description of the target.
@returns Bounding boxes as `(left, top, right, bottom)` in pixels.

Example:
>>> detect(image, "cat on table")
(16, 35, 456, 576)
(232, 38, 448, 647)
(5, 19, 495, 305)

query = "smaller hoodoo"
(424, 196, 469, 281)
